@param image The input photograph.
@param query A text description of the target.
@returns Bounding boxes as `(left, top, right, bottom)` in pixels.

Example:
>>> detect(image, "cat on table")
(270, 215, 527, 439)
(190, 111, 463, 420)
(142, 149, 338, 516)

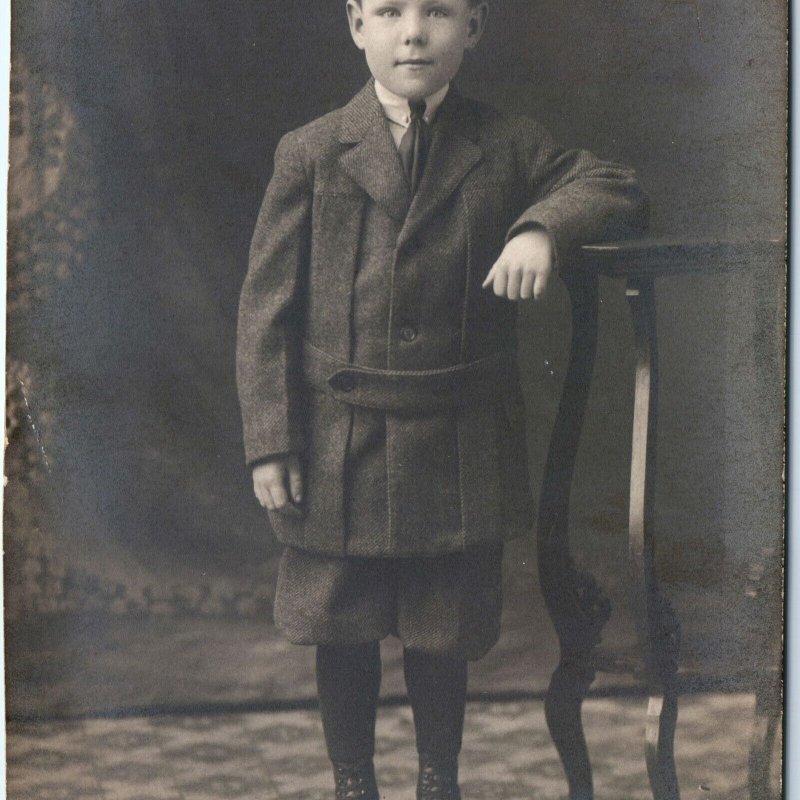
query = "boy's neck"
(374, 80, 450, 126)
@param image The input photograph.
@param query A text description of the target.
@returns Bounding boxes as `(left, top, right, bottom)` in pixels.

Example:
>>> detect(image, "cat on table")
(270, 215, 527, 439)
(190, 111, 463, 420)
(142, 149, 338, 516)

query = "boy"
(236, 1, 648, 798)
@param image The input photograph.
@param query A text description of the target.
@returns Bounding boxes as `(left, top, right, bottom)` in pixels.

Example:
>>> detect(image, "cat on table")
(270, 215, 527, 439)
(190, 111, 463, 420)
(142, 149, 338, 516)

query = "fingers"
(486, 260, 508, 297)
(506, 265, 522, 300)
(253, 456, 303, 511)
(267, 479, 289, 511)
(533, 268, 550, 300)
(484, 230, 553, 300)
(287, 454, 303, 504)
(519, 269, 536, 299)
(252, 470, 269, 507)
(253, 481, 270, 509)
(483, 260, 548, 301)
(254, 474, 284, 511)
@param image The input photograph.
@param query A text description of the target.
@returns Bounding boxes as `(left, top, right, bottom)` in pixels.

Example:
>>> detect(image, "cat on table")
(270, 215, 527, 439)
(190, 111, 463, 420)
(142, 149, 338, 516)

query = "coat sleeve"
(236, 131, 312, 466)
(506, 120, 649, 268)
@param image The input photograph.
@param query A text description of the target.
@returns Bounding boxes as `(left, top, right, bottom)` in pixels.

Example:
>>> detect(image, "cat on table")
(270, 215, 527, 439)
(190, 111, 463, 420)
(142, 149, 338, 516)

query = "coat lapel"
(338, 81, 412, 221)
(337, 82, 484, 232)
(398, 89, 483, 247)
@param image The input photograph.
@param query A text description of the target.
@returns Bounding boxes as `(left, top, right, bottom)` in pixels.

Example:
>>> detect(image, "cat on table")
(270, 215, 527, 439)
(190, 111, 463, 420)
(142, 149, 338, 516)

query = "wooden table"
(536, 239, 784, 800)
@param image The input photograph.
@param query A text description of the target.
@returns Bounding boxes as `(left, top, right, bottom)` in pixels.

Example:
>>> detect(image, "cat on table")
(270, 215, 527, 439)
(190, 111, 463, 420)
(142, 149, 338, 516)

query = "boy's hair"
(353, 0, 483, 6)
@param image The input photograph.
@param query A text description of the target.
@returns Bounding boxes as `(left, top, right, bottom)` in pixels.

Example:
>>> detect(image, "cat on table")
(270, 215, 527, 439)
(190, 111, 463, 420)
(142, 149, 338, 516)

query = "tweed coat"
(236, 80, 648, 557)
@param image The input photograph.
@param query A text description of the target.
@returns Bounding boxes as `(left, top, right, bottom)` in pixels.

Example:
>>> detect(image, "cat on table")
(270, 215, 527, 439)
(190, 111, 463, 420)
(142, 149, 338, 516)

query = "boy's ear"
(465, 1, 489, 49)
(346, 0, 367, 50)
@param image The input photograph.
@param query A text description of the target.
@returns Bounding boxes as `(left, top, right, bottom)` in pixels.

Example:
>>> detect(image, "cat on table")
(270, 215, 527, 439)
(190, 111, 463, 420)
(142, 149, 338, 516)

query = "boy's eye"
(428, 8, 449, 17)
(377, 6, 401, 16)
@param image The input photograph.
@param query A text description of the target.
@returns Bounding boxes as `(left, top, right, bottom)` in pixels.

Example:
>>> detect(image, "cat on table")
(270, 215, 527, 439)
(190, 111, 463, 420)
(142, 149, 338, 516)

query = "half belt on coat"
(302, 340, 515, 413)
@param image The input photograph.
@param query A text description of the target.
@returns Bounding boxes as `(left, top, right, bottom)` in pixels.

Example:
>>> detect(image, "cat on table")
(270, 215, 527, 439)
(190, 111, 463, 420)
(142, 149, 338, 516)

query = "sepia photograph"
(4, 1, 787, 798)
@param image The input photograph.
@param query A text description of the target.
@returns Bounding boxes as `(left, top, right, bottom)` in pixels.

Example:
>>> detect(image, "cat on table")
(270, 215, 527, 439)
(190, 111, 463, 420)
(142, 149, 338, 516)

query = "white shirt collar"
(374, 80, 450, 129)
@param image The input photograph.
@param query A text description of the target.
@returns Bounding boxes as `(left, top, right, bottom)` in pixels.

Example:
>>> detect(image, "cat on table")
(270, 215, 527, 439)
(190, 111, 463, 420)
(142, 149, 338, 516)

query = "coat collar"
(338, 80, 411, 220)
(338, 79, 484, 232)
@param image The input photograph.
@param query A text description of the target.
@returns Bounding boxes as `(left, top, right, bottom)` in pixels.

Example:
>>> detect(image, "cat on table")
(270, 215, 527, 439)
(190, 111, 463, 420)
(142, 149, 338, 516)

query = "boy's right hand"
(253, 454, 304, 514)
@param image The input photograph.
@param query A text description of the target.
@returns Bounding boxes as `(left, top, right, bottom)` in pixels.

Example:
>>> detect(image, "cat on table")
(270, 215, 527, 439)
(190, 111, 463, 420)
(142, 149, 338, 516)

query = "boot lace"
(332, 760, 379, 800)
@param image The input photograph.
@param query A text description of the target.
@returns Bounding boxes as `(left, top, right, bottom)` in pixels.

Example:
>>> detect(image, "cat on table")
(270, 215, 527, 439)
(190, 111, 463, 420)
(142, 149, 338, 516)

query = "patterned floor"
(6, 693, 777, 800)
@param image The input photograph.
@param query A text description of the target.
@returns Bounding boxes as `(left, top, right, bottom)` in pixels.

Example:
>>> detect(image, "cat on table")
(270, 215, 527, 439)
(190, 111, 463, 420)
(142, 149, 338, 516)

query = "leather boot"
(417, 754, 461, 800)
(331, 758, 379, 800)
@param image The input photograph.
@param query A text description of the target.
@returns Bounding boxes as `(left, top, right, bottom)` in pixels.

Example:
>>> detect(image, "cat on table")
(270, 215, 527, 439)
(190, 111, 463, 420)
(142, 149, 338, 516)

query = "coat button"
(400, 325, 418, 342)
(330, 372, 356, 392)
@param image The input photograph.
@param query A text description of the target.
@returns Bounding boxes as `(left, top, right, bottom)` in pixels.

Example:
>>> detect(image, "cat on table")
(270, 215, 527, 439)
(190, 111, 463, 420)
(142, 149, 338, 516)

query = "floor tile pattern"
(7, 693, 778, 800)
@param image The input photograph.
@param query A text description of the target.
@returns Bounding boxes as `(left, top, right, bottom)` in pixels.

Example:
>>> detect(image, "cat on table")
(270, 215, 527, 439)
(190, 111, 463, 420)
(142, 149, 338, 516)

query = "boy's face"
(346, 0, 488, 100)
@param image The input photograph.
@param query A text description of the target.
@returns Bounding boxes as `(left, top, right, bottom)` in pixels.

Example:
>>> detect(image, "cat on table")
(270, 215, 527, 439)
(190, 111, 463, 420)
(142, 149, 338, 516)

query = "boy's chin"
(384, 79, 450, 101)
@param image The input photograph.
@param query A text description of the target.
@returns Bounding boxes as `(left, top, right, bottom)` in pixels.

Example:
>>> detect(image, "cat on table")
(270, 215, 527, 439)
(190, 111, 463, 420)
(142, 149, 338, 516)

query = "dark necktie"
(398, 99, 430, 195)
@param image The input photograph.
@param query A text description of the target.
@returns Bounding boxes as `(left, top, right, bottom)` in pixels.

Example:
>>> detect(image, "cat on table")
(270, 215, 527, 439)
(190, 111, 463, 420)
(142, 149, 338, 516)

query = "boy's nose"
(404, 30, 427, 46)
(402, 15, 427, 45)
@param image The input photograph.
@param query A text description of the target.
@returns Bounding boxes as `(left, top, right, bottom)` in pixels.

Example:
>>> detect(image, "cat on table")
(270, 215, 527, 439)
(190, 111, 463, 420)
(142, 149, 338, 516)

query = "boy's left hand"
(482, 229, 553, 301)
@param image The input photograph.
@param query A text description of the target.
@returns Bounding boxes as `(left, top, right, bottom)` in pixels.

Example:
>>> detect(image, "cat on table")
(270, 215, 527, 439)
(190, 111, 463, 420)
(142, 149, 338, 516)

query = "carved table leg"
(626, 277, 681, 800)
(537, 273, 611, 800)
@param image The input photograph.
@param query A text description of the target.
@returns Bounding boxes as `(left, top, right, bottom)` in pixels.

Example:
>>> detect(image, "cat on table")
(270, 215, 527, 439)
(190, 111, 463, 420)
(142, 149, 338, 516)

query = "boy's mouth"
(396, 58, 434, 66)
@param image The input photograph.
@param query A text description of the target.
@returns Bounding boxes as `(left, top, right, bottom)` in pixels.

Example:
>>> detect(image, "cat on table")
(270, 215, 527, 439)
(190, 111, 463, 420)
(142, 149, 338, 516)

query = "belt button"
(330, 373, 356, 393)
(400, 325, 418, 343)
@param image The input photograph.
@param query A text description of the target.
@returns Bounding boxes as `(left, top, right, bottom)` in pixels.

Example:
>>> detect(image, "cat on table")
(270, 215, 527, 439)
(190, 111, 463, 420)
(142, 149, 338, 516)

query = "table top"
(580, 237, 785, 278)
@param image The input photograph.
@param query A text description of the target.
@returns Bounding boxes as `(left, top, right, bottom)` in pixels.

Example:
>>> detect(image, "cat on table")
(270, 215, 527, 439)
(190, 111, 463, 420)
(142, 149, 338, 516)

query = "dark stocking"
(403, 648, 468, 761)
(316, 642, 382, 765)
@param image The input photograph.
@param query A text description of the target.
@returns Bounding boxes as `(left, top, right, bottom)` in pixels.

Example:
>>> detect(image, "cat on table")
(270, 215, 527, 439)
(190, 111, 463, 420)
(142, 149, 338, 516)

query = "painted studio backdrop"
(5, 0, 785, 766)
